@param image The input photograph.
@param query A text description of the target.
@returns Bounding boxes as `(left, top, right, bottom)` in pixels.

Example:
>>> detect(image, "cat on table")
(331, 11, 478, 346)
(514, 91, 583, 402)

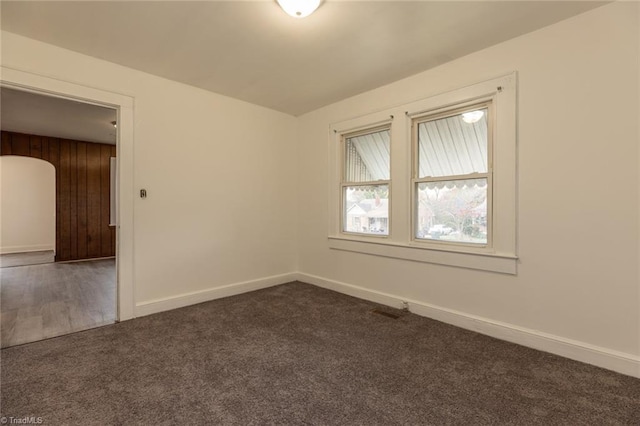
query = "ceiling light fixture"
(461, 110, 484, 124)
(277, 0, 321, 18)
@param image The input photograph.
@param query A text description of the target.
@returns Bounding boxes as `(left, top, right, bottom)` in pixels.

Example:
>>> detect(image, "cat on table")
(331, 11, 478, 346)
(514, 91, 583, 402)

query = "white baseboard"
(135, 272, 298, 317)
(297, 272, 640, 378)
(0, 245, 54, 254)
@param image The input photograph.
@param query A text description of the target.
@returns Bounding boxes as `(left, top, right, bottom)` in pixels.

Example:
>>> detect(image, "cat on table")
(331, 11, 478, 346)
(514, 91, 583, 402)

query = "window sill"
(328, 236, 517, 274)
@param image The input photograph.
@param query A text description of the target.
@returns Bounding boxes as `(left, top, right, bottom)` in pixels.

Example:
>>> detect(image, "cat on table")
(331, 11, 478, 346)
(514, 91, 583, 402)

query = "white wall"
(1, 30, 298, 309)
(297, 2, 640, 373)
(0, 156, 55, 254)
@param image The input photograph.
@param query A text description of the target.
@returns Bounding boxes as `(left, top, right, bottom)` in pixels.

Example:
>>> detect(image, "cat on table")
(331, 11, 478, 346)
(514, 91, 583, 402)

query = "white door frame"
(1, 66, 135, 321)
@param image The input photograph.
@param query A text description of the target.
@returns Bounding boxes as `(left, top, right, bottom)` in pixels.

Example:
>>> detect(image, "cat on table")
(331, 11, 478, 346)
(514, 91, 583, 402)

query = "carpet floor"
(1, 282, 639, 425)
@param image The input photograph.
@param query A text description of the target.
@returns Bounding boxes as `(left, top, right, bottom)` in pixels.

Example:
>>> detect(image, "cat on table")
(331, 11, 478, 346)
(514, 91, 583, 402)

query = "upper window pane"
(417, 107, 488, 178)
(344, 128, 390, 182)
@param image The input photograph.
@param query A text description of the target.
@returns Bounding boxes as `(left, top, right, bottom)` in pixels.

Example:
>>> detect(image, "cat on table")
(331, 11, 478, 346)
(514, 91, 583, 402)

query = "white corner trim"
(135, 272, 298, 317)
(297, 272, 640, 378)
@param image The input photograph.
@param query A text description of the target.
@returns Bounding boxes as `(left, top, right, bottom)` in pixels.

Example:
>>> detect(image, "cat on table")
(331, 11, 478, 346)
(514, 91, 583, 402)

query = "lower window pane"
(343, 185, 389, 235)
(416, 178, 487, 244)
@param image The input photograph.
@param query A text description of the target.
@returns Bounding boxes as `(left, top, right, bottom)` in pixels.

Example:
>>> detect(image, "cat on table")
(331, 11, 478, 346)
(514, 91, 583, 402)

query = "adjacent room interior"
(0, 88, 117, 347)
(0, 1, 638, 424)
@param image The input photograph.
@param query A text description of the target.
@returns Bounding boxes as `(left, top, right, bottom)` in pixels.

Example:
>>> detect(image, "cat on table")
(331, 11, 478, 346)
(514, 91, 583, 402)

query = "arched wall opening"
(1, 155, 55, 255)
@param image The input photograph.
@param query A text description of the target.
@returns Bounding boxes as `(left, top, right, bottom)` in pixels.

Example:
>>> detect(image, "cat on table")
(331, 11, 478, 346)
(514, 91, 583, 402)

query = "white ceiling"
(1, 88, 117, 145)
(1, 1, 606, 116)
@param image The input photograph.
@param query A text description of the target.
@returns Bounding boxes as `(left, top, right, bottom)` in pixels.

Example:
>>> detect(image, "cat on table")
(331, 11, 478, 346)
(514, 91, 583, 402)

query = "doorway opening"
(1, 86, 121, 347)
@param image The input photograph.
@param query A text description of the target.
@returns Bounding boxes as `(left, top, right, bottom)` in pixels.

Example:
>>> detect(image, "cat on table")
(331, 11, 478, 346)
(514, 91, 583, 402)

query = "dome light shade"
(277, 0, 321, 18)
(461, 110, 484, 124)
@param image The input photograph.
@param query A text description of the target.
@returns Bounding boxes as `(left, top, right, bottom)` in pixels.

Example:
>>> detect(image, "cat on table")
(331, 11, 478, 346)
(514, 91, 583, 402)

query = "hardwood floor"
(0, 258, 115, 348)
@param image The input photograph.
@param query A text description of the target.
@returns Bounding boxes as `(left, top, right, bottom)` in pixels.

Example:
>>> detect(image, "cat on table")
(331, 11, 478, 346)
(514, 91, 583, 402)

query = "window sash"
(411, 101, 494, 248)
(341, 124, 391, 185)
(412, 101, 493, 181)
(414, 172, 489, 184)
(340, 124, 391, 237)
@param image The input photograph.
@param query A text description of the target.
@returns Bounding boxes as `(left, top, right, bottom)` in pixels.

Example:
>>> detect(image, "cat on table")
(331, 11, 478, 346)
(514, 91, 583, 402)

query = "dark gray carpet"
(2, 282, 639, 425)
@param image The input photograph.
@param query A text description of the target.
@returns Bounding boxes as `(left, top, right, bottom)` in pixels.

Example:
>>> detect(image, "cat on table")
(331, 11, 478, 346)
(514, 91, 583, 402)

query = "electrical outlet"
(401, 301, 409, 312)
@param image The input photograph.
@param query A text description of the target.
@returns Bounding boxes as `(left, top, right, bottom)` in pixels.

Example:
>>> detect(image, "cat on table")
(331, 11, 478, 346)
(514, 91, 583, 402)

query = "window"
(413, 103, 491, 246)
(342, 126, 390, 236)
(329, 73, 517, 274)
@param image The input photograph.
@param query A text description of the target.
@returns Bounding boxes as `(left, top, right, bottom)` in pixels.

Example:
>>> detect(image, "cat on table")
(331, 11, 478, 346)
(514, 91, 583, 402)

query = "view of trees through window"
(416, 179, 487, 244)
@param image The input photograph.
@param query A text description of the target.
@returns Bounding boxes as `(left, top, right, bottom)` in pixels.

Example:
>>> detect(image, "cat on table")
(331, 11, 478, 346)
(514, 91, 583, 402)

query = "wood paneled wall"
(1, 131, 116, 262)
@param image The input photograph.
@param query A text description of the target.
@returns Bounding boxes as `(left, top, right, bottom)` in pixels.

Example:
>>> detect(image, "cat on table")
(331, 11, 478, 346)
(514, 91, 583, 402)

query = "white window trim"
(328, 73, 518, 274)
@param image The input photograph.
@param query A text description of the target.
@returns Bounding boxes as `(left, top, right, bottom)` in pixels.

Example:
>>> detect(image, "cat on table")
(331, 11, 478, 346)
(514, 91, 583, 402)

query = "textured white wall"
(0, 156, 55, 254)
(1, 31, 298, 304)
(297, 2, 639, 359)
